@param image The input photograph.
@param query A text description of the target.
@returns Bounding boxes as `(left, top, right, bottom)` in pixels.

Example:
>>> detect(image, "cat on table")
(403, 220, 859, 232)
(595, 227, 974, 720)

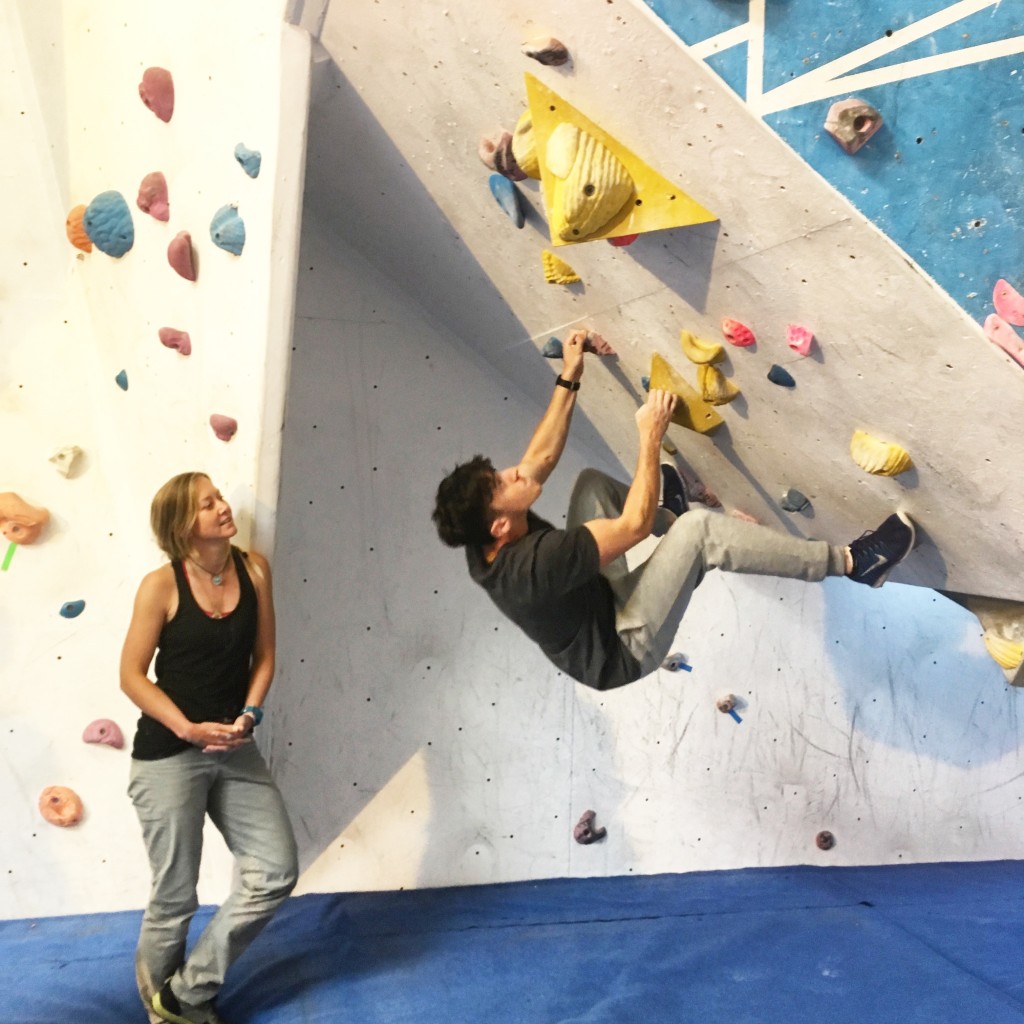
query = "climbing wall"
(264, 0, 1024, 892)
(0, 0, 308, 918)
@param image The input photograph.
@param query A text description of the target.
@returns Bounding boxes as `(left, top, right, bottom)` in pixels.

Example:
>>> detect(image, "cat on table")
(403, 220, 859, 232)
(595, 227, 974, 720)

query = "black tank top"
(131, 547, 259, 760)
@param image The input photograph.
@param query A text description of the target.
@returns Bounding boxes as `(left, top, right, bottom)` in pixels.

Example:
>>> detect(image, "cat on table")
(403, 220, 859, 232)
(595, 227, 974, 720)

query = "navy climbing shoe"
(848, 512, 916, 588)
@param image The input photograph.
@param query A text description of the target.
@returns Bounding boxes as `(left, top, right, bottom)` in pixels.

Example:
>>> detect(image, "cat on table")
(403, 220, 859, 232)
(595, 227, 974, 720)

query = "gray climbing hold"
(541, 337, 563, 359)
(84, 191, 134, 258)
(60, 599, 85, 619)
(234, 143, 262, 178)
(115, 370, 128, 391)
(210, 204, 246, 255)
(781, 488, 810, 513)
(767, 364, 796, 387)
(488, 174, 524, 228)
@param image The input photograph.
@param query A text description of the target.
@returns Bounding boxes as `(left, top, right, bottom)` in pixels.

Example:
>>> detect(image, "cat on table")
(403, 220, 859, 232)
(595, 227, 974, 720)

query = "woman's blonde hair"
(150, 472, 210, 561)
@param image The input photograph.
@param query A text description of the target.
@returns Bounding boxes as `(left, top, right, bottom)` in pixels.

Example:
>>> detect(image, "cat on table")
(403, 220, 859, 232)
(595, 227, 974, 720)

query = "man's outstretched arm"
(518, 329, 587, 485)
(585, 389, 677, 568)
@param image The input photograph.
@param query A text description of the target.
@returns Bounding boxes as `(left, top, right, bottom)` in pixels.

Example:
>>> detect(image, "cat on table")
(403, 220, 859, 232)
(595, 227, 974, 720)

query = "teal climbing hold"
(60, 600, 85, 618)
(234, 143, 262, 178)
(489, 174, 524, 228)
(84, 191, 134, 258)
(115, 370, 128, 391)
(541, 337, 563, 359)
(210, 204, 246, 255)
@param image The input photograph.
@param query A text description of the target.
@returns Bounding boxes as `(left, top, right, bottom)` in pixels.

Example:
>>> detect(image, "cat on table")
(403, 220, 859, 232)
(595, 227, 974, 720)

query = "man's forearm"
(520, 380, 578, 482)
(620, 431, 663, 537)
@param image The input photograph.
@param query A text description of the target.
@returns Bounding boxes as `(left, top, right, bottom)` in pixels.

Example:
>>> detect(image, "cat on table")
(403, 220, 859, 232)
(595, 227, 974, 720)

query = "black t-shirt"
(466, 511, 642, 690)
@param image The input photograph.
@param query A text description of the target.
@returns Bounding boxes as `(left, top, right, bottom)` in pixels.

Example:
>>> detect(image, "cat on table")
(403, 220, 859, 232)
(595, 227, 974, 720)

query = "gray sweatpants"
(128, 741, 298, 1018)
(566, 469, 846, 678)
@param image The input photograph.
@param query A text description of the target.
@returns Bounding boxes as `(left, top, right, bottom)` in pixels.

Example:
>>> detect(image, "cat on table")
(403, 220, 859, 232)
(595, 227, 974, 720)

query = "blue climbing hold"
(83, 191, 134, 258)
(489, 174, 524, 228)
(115, 369, 128, 391)
(541, 337, 563, 359)
(641, 375, 650, 392)
(60, 599, 85, 619)
(234, 143, 262, 178)
(210, 204, 246, 255)
(767, 364, 796, 387)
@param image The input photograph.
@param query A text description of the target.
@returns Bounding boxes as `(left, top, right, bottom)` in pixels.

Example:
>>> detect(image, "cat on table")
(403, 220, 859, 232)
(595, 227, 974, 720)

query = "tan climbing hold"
(542, 249, 581, 285)
(849, 430, 912, 476)
(649, 354, 723, 434)
(983, 630, 1024, 671)
(697, 364, 740, 406)
(679, 329, 724, 365)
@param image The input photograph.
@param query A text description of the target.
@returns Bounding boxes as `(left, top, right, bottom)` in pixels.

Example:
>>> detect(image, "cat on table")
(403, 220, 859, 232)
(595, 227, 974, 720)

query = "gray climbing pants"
(128, 741, 298, 1018)
(566, 469, 847, 678)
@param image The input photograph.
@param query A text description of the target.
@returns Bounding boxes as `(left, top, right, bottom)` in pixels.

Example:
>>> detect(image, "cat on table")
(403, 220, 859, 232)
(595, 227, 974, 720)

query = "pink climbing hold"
(210, 414, 238, 441)
(478, 130, 526, 181)
(167, 231, 197, 282)
(721, 317, 755, 347)
(786, 324, 814, 356)
(83, 718, 125, 749)
(993, 279, 1024, 327)
(137, 172, 169, 221)
(728, 508, 760, 524)
(573, 809, 606, 845)
(983, 314, 1024, 369)
(583, 331, 616, 356)
(158, 328, 191, 356)
(139, 67, 174, 122)
(608, 234, 638, 247)
(38, 785, 83, 827)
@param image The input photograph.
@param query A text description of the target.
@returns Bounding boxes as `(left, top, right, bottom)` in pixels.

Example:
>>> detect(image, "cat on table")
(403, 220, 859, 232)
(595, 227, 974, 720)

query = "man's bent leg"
(566, 469, 674, 581)
(615, 508, 846, 675)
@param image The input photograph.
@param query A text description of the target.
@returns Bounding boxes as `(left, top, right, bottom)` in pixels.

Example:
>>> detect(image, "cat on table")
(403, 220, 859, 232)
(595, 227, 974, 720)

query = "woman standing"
(121, 472, 297, 1024)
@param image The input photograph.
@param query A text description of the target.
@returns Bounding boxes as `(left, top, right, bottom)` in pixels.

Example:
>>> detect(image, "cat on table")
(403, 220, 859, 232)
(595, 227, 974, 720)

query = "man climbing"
(431, 328, 917, 691)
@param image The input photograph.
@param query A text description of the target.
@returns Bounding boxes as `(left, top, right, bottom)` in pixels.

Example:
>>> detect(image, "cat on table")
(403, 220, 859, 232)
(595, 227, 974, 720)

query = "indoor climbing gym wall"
(265, 0, 1024, 896)
(0, 0, 309, 918)
(3, 0, 1023, 930)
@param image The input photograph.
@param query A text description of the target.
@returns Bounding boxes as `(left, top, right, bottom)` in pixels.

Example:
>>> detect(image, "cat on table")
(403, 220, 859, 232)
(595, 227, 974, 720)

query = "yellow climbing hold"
(525, 73, 717, 246)
(649, 353, 723, 434)
(680, 329, 723, 365)
(545, 122, 635, 243)
(542, 250, 581, 284)
(849, 430, 913, 476)
(512, 110, 541, 180)
(983, 630, 1024, 671)
(697, 364, 740, 406)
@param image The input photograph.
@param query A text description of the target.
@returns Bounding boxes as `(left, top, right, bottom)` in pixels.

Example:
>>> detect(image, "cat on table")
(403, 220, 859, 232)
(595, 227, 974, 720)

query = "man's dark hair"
(432, 455, 497, 548)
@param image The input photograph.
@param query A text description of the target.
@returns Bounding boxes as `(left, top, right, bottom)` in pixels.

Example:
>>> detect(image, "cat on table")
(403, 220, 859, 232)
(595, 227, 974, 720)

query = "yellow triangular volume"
(649, 353, 723, 434)
(525, 72, 718, 246)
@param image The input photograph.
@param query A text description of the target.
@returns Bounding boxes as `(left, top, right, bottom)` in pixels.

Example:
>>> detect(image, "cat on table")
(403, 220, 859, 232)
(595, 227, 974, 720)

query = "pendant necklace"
(190, 549, 232, 586)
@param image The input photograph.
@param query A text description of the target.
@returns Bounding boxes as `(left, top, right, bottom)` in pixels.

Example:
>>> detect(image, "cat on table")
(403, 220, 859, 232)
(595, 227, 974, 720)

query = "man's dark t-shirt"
(466, 511, 642, 690)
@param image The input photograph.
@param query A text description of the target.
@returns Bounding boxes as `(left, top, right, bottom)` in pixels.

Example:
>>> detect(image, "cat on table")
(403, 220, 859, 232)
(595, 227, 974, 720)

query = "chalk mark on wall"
(686, 0, 1024, 117)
